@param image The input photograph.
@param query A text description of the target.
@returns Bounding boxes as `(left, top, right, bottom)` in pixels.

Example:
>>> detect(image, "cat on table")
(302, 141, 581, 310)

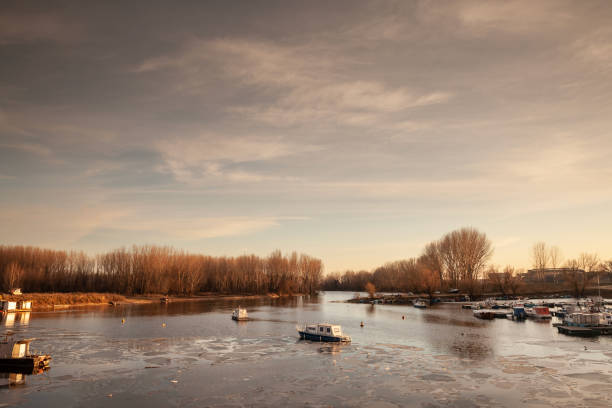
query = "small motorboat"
(297, 323, 351, 342)
(414, 300, 427, 309)
(231, 307, 248, 321)
(0, 335, 51, 371)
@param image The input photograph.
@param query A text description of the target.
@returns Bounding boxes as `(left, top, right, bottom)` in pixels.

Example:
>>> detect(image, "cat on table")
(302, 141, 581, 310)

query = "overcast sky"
(1, 0, 612, 272)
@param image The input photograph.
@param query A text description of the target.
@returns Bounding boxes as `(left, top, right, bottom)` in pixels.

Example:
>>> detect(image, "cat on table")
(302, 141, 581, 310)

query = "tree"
(563, 258, 591, 298)
(487, 265, 505, 295)
(365, 282, 376, 299)
(549, 246, 562, 268)
(419, 241, 444, 284)
(577, 252, 599, 272)
(418, 266, 441, 304)
(503, 266, 523, 296)
(439, 227, 493, 294)
(3, 262, 24, 291)
(531, 242, 549, 280)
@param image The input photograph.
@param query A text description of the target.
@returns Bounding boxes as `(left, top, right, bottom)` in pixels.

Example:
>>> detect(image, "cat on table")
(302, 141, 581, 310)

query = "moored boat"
(473, 309, 495, 320)
(414, 300, 427, 309)
(0, 336, 51, 370)
(231, 307, 248, 321)
(297, 323, 351, 342)
(525, 306, 552, 319)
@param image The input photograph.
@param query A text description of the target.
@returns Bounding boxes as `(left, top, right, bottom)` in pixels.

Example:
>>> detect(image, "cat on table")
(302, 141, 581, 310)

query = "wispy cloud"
(135, 37, 451, 127)
(0, 11, 82, 44)
(155, 134, 318, 185)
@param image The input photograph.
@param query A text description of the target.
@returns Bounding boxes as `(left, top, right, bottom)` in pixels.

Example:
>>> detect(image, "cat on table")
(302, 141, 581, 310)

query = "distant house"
(522, 268, 585, 283)
(10, 288, 22, 295)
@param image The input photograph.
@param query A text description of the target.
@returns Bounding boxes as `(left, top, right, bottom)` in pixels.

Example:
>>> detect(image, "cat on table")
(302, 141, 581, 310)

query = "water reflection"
(0, 366, 48, 388)
(1, 312, 31, 327)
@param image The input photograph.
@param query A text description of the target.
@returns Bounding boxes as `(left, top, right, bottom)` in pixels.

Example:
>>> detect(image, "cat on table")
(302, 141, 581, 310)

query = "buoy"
(360, 321, 364, 327)
(162, 323, 166, 327)
(402, 315, 405, 320)
(121, 318, 125, 324)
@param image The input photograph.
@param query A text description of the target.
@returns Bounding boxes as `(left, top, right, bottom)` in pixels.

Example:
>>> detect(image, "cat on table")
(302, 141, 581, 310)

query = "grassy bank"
(1, 292, 127, 310)
(0, 291, 300, 311)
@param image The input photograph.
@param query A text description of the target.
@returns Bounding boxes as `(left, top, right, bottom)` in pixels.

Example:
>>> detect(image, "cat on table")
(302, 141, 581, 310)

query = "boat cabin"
(304, 324, 343, 337)
(231, 307, 248, 321)
(0, 339, 32, 359)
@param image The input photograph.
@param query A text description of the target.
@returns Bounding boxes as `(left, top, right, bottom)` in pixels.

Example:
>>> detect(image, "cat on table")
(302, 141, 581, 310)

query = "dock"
(556, 325, 612, 336)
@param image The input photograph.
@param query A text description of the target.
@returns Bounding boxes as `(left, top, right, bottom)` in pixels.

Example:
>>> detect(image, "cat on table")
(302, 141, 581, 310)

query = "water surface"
(1, 292, 611, 407)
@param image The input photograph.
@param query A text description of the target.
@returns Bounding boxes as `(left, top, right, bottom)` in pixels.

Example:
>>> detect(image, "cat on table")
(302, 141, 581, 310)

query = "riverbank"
(1, 292, 301, 311)
(346, 286, 612, 305)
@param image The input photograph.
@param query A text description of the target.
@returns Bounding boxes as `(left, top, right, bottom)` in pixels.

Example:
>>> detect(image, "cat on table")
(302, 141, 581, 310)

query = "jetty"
(555, 325, 612, 336)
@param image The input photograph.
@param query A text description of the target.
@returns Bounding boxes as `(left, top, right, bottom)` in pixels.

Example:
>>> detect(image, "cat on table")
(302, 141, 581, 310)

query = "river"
(1, 292, 611, 407)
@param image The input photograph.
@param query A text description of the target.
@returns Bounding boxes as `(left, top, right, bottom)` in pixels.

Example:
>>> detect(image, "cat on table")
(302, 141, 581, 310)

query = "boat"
(525, 306, 552, 319)
(511, 306, 527, 320)
(413, 300, 427, 309)
(473, 309, 495, 320)
(0, 335, 51, 371)
(231, 307, 248, 321)
(297, 323, 351, 342)
(160, 296, 169, 304)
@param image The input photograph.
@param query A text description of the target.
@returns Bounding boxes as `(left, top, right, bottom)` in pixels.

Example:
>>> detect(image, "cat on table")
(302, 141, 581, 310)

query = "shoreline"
(1, 292, 304, 312)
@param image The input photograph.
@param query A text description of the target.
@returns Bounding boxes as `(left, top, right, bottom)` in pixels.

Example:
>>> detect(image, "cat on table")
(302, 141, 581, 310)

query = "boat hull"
(298, 331, 349, 342)
(0, 355, 51, 370)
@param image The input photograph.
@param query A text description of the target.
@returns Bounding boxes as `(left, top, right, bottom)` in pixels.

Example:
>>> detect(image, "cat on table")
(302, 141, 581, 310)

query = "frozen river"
(1, 292, 611, 407)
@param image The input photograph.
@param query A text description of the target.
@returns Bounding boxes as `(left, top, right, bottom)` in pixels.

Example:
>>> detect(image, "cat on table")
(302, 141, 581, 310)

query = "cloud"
(0, 202, 306, 249)
(135, 37, 451, 127)
(457, 0, 574, 34)
(155, 134, 318, 185)
(0, 11, 82, 44)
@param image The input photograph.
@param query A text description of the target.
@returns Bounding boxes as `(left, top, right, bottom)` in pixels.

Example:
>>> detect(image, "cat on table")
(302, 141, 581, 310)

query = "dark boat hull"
(0, 355, 51, 370)
(298, 331, 347, 342)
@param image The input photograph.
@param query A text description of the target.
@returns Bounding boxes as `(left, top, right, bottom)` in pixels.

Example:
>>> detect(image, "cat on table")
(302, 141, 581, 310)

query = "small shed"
(18, 300, 32, 311)
(0, 301, 17, 312)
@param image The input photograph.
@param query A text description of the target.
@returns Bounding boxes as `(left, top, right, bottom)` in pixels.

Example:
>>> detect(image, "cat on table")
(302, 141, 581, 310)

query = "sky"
(1, 0, 612, 273)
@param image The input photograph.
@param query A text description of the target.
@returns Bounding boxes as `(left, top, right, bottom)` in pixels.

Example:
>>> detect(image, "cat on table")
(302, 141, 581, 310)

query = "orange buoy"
(360, 321, 364, 327)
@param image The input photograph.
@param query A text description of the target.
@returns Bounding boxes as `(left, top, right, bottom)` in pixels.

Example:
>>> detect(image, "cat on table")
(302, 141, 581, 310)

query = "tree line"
(321, 230, 612, 299)
(322, 227, 493, 297)
(0, 245, 323, 295)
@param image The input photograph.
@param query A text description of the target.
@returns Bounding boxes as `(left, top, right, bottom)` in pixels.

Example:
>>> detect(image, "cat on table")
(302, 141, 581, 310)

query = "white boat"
(231, 307, 248, 321)
(297, 323, 351, 342)
(414, 300, 427, 309)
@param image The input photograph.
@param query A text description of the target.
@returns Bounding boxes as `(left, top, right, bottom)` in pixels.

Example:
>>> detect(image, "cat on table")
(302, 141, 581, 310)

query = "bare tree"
(578, 252, 600, 272)
(531, 242, 549, 280)
(439, 227, 493, 295)
(503, 266, 523, 296)
(418, 266, 441, 304)
(364, 282, 376, 299)
(564, 258, 592, 298)
(419, 241, 444, 284)
(3, 262, 24, 291)
(549, 246, 562, 268)
(487, 265, 505, 295)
